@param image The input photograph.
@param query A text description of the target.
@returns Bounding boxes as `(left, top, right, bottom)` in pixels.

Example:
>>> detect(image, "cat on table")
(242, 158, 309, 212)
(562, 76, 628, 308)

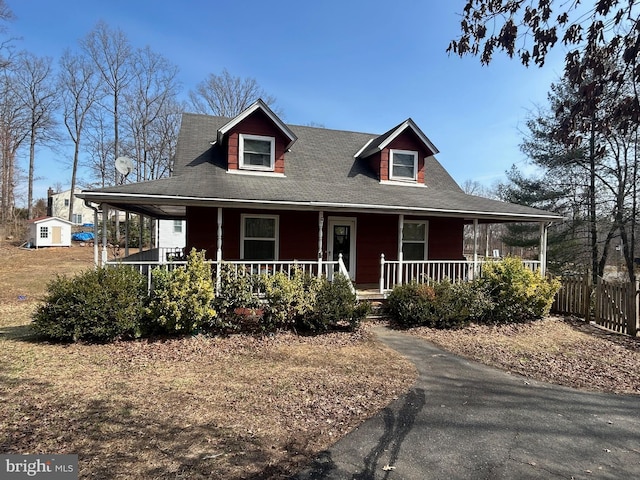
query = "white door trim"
(327, 216, 357, 280)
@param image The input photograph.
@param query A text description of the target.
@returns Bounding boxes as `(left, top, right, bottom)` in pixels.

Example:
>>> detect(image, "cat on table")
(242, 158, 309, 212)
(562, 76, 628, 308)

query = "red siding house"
(79, 100, 561, 293)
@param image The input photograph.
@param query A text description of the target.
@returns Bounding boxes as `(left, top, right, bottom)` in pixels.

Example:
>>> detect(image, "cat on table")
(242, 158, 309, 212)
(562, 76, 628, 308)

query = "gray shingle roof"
(79, 112, 562, 222)
(358, 118, 439, 158)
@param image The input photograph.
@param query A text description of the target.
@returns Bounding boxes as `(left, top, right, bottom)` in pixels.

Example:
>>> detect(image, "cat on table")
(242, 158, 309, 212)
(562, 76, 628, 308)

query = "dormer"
(355, 119, 439, 186)
(217, 99, 297, 176)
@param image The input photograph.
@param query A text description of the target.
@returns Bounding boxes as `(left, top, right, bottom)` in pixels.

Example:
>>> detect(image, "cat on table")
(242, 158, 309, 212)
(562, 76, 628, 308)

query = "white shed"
(27, 216, 73, 248)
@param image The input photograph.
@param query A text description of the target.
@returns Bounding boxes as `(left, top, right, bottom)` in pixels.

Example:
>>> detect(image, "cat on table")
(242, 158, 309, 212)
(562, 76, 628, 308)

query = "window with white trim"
(402, 221, 427, 260)
(39, 226, 49, 239)
(241, 214, 278, 260)
(390, 149, 418, 181)
(173, 220, 183, 233)
(239, 134, 275, 171)
(72, 214, 82, 224)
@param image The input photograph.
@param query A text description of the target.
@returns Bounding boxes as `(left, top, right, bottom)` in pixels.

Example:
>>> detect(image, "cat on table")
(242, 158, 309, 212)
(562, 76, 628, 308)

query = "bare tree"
(59, 49, 102, 222)
(0, 66, 30, 221)
(0, 0, 17, 221)
(147, 98, 183, 178)
(12, 52, 58, 219)
(82, 22, 133, 241)
(85, 109, 113, 188)
(81, 22, 132, 184)
(124, 46, 181, 182)
(0, 0, 14, 69)
(188, 68, 277, 117)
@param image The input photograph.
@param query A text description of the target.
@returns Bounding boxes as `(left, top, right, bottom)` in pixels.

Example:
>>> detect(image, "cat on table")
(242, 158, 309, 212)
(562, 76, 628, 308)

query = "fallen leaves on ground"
(408, 315, 640, 395)
(1, 244, 418, 479)
(1, 323, 416, 479)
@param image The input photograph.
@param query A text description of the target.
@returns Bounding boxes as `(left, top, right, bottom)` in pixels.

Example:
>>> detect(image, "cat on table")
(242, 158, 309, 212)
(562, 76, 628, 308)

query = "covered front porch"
(81, 199, 555, 300)
(99, 219, 546, 300)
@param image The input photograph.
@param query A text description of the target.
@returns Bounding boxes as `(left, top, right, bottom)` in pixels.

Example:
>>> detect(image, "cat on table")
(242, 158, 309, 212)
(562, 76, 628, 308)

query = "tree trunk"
(68, 138, 81, 223)
(27, 127, 36, 219)
(589, 116, 598, 284)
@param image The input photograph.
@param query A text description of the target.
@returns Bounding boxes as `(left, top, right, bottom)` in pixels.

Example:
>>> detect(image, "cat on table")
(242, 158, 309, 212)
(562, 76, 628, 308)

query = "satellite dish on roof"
(115, 156, 133, 176)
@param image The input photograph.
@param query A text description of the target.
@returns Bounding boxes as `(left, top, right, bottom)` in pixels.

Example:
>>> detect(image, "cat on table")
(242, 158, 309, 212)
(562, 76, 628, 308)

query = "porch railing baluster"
(378, 258, 541, 295)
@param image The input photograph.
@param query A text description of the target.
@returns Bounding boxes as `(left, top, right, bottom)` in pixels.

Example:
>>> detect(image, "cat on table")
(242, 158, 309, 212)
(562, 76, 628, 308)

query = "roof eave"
(78, 191, 563, 223)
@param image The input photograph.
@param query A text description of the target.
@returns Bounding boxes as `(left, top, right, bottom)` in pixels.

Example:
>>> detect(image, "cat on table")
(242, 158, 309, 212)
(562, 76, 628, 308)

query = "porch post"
(317, 211, 324, 278)
(216, 207, 223, 262)
(101, 204, 109, 266)
(539, 222, 548, 276)
(153, 218, 158, 249)
(473, 219, 479, 279)
(139, 215, 144, 252)
(216, 207, 223, 291)
(125, 211, 130, 258)
(93, 208, 99, 267)
(397, 214, 404, 285)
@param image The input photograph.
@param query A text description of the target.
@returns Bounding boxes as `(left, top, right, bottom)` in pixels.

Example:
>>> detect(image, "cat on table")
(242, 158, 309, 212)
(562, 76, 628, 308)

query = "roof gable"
(356, 118, 439, 159)
(216, 99, 297, 150)
(28, 216, 74, 225)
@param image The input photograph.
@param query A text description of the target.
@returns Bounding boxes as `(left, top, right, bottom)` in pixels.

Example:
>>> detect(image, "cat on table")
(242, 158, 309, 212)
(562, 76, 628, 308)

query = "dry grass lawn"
(3, 242, 639, 479)
(0, 244, 416, 479)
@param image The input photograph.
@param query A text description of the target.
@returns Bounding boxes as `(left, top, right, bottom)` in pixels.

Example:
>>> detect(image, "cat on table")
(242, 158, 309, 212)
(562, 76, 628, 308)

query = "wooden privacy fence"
(552, 276, 639, 336)
(552, 277, 591, 318)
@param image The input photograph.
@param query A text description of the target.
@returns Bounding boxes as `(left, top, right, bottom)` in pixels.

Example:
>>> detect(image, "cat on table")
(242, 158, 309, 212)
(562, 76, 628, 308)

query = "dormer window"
(239, 134, 275, 171)
(390, 149, 418, 181)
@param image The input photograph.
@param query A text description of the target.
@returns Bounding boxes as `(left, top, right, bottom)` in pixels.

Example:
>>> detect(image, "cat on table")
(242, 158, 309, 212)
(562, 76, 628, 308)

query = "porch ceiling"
(96, 199, 185, 220)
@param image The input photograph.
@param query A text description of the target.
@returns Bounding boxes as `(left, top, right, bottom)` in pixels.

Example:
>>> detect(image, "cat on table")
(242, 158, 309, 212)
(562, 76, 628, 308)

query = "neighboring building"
(27, 216, 73, 248)
(47, 188, 95, 225)
(79, 99, 562, 285)
(157, 219, 186, 249)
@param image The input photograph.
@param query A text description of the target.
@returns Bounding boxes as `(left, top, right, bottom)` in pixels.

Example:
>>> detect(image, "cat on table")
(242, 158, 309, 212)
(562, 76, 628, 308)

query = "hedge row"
(385, 257, 561, 328)
(33, 253, 560, 342)
(33, 249, 370, 343)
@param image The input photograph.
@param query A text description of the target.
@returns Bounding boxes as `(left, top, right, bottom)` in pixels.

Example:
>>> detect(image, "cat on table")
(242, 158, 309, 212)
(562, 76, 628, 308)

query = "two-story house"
(79, 100, 561, 291)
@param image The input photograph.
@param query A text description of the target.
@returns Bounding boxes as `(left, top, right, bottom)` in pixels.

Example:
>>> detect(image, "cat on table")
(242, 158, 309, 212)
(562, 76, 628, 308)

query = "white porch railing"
(104, 254, 353, 294)
(379, 254, 541, 294)
(106, 252, 540, 297)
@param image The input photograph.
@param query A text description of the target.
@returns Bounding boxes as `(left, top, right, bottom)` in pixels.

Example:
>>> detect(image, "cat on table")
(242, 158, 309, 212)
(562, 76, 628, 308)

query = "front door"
(327, 217, 356, 280)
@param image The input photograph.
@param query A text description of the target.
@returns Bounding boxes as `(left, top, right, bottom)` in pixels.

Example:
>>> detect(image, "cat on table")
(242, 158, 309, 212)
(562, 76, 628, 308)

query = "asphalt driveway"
(294, 326, 640, 479)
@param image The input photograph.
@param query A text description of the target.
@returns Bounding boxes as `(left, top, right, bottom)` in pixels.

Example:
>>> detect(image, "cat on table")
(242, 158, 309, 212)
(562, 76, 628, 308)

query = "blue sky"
(8, 0, 567, 203)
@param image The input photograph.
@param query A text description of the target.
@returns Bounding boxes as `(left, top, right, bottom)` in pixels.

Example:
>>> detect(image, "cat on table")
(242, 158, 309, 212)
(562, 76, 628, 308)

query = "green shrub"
(430, 280, 493, 328)
(33, 266, 148, 343)
(259, 269, 322, 332)
(216, 268, 367, 333)
(145, 249, 216, 334)
(385, 280, 494, 329)
(213, 264, 262, 332)
(479, 257, 561, 323)
(308, 273, 370, 331)
(384, 282, 437, 327)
